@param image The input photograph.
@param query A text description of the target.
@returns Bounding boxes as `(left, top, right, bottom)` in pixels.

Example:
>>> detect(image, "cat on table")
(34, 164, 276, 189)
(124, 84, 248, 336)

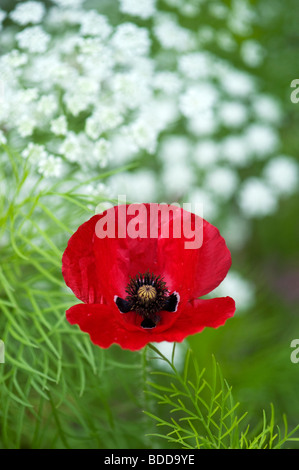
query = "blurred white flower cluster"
(0, 0, 298, 302)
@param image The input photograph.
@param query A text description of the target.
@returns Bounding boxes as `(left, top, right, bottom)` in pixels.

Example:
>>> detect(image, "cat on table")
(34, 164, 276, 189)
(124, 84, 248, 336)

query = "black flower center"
(114, 271, 180, 329)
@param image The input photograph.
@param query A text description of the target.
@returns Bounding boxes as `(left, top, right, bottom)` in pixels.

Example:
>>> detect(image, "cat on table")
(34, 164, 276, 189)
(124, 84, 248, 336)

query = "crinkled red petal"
(62, 215, 102, 304)
(91, 204, 232, 306)
(66, 296, 235, 351)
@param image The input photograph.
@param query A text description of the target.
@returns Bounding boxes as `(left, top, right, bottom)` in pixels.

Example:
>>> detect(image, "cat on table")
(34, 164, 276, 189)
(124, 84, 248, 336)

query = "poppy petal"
(62, 215, 103, 304)
(160, 296, 236, 343)
(191, 220, 232, 298)
(154, 208, 232, 302)
(66, 303, 160, 350)
(66, 296, 235, 351)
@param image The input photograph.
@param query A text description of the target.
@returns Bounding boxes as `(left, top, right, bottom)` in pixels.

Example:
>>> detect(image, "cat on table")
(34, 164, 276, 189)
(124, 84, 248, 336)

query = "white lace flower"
(220, 68, 256, 97)
(221, 135, 251, 167)
(119, 0, 157, 19)
(109, 170, 158, 202)
(245, 124, 279, 158)
(153, 72, 182, 94)
(159, 136, 191, 165)
(63, 93, 91, 116)
(10, 2, 46, 26)
(179, 84, 218, 119)
(88, 105, 123, 134)
(38, 155, 63, 178)
(241, 40, 265, 68)
(252, 95, 282, 123)
(205, 167, 239, 200)
(162, 162, 196, 196)
(85, 115, 102, 141)
(36, 94, 58, 118)
(126, 118, 158, 154)
(238, 178, 278, 217)
(212, 271, 255, 312)
(188, 188, 219, 220)
(111, 72, 151, 110)
(1, 50, 28, 68)
(111, 23, 151, 63)
(50, 115, 67, 136)
(16, 26, 50, 53)
(187, 111, 218, 136)
(79, 10, 112, 38)
(263, 156, 299, 196)
(21, 143, 48, 163)
(178, 52, 213, 80)
(17, 117, 36, 137)
(154, 15, 195, 51)
(93, 139, 111, 168)
(193, 140, 220, 168)
(52, 0, 85, 7)
(59, 132, 83, 162)
(0, 130, 7, 145)
(46, 6, 84, 26)
(218, 101, 248, 128)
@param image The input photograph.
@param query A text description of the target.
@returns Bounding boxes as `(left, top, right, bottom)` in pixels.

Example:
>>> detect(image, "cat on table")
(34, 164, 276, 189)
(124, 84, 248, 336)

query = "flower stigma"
(114, 271, 180, 329)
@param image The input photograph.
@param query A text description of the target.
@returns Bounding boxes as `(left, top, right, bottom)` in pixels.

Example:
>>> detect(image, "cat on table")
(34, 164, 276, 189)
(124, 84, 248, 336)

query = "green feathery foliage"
(144, 344, 299, 449)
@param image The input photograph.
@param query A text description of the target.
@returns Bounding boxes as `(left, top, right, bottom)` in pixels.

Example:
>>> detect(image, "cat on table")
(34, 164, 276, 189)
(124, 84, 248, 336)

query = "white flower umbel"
(193, 140, 220, 168)
(111, 23, 151, 63)
(0, 130, 7, 145)
(38, 154, 63, 178)
(17, 117, 36, 137)
(10, 2, 46, 26)
(154, 14, 195, 51)
(188, 188, 219, 221)
(263, 156, 299, 196)
(241, 39, 265, 68)
(1, 50, 28, 69)
(22, 143, 48, 164)
(109, 170, 158, 202)
(221, 135, 251, 167)
(205, 167, 239, 200)
(178, 52, 213, 80)
(211, 271, 256, 312)
(218, 101, 248, 129)
(153, 72, 182, 95)
(220, 68, 256, 98)
(59, 132, 94, 164)
(119, 0, 157, 19)
(50, 115, 68, 136)
(179, 84, 218, 119)
(92, 139, 111, 168)
(158, 136, 191, 166)
(16, 26, 50, 53)
(252, 94, 282, 124)
(125, 117, 158, 154)
(79, 10, 112, 38)
(162, 162, 196, 197)
(245, 124, 279, 159)
(238, 178, 278, 218)
(52, 0, 86, 8)
(0, 0, 296, 229)
(36, 94, 58, 118)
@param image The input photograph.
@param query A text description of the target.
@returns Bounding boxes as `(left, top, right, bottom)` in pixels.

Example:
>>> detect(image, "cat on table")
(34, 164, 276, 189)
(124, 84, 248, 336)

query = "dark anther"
(114, 271, 180, 328)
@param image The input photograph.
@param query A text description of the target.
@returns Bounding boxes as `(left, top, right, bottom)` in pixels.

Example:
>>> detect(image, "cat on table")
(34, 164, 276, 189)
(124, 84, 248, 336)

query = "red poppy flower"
(62, 203, 235, 351)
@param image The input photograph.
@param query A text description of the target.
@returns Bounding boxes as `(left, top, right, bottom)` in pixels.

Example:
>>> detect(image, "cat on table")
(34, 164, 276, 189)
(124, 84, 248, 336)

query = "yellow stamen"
(138, 285, 157, 302)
